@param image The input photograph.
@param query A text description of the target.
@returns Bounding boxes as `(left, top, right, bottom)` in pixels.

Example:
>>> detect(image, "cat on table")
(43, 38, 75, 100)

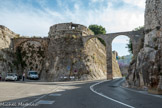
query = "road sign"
(67, 66, 71, 71)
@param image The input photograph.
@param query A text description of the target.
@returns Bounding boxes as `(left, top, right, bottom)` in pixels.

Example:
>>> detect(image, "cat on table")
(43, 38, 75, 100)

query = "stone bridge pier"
(82, 30, 144, 79)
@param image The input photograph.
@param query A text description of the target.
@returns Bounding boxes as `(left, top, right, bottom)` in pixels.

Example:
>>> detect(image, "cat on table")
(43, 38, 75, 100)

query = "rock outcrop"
(127, 0, 162, 89)
(16, 41, 45, 76)
(0, 25, 17, 80)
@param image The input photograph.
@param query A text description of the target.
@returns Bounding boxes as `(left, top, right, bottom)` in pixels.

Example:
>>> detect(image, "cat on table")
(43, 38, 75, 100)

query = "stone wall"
(48, 23, 94, 38)
(112, 51, 122, 78)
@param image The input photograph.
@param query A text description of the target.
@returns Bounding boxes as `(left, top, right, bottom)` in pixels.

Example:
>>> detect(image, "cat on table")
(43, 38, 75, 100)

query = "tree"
(88, 24, 106, 46)
(133, 26, 144, 31)
(126, 40, 133, 54)
(89, 25, 106, 35)
(126, 26, 144, 54)
(121, 56, 125, 59)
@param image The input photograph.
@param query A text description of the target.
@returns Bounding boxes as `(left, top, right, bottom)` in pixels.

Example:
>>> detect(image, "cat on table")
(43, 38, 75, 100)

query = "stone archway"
(82, 30, 144, 79)
(11, 38, 49, 52)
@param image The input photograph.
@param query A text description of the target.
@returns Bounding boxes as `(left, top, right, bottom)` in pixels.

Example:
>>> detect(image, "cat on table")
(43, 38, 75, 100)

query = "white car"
(5, 73, 18, 81)
(27, 71, 39, 80)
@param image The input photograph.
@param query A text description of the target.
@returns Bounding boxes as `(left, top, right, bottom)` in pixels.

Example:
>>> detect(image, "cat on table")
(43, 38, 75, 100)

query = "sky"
(112, 36, 130, 56)
(0, 0, 145, 56)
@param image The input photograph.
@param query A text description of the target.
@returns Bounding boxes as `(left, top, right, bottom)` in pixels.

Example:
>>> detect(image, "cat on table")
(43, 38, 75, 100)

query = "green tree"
(126, 40, 133, 54)
(121, 56, 125, 59)
(89, 25, 106, 35)
(126, 26, 144, 54)
(133, 26, 144, 31)
(88, 24, 106, 46)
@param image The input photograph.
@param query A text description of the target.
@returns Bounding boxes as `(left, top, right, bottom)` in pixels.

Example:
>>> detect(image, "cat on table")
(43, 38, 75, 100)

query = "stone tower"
(41, 23, 108, 81)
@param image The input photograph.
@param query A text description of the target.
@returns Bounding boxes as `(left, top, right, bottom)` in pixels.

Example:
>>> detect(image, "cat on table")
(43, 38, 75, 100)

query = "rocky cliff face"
(16, 41, 45, 76)
(0, 25, 17, 80)
(127, 0, 162, 89)
(0, 25, 18, 49)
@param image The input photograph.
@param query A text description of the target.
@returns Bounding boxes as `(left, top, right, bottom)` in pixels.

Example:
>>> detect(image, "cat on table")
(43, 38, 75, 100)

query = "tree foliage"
(88, 24, 106, 46)
(133, 26, 144, 31)
(14, 47, 26, 70)
(89, 25, 106, 35)
(126, 26, 144, 54)
(126, 40, 133, 54)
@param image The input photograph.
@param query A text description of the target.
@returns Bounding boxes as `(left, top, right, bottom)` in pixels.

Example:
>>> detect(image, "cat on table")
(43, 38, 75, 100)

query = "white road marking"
(23, 94, 48, 108)
(49, 94, 62, 96)
(37, 100, 55, 104)
(90, 80, 135, 108)
(22, 86, 62, 108)
(55, 89, 65, 92)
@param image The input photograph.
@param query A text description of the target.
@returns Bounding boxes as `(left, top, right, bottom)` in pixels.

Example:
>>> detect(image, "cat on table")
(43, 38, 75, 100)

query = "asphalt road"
(1, 78, 162, 108)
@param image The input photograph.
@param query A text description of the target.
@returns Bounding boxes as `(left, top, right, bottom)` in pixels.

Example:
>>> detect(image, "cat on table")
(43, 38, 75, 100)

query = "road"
(0, 78, 162, 108)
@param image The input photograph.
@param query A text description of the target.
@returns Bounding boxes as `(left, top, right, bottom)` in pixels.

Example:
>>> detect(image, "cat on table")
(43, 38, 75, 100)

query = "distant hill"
(117, 54, 133, 66)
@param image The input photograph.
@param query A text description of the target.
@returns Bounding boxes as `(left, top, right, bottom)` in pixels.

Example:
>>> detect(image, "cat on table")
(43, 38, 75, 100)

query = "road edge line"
(90, 80, 135, 108)
(120, 86, 162, 99)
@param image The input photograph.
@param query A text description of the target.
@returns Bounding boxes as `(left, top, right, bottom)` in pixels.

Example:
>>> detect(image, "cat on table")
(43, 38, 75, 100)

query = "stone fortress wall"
(48, 23, 94, 38)
(11, 23, 143, 80)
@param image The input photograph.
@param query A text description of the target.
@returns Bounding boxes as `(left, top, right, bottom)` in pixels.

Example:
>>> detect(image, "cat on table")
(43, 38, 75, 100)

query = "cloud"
(0, 0, 145, 36)
(122, 0, 145, 9)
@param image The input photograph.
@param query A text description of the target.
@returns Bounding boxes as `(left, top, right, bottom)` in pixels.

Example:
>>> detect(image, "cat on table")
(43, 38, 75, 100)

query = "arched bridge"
(11, 38, 49, 52)
(82, 30, 144, 79)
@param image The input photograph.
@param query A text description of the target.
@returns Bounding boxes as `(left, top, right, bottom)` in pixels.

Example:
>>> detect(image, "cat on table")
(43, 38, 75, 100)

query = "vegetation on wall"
(12, 42, 45, 74)
(88, 24, 106, 46)
(13, 46, 26, 70)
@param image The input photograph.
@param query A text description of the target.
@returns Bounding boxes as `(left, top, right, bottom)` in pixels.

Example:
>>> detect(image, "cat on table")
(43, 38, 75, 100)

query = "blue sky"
(0, 0, 145, 56)
(112, 36, 130, 56)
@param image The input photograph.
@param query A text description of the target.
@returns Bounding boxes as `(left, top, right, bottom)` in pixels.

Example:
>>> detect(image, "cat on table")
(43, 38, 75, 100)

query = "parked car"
(27, 71, 39, 80)
(5, 73, 18, 81)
